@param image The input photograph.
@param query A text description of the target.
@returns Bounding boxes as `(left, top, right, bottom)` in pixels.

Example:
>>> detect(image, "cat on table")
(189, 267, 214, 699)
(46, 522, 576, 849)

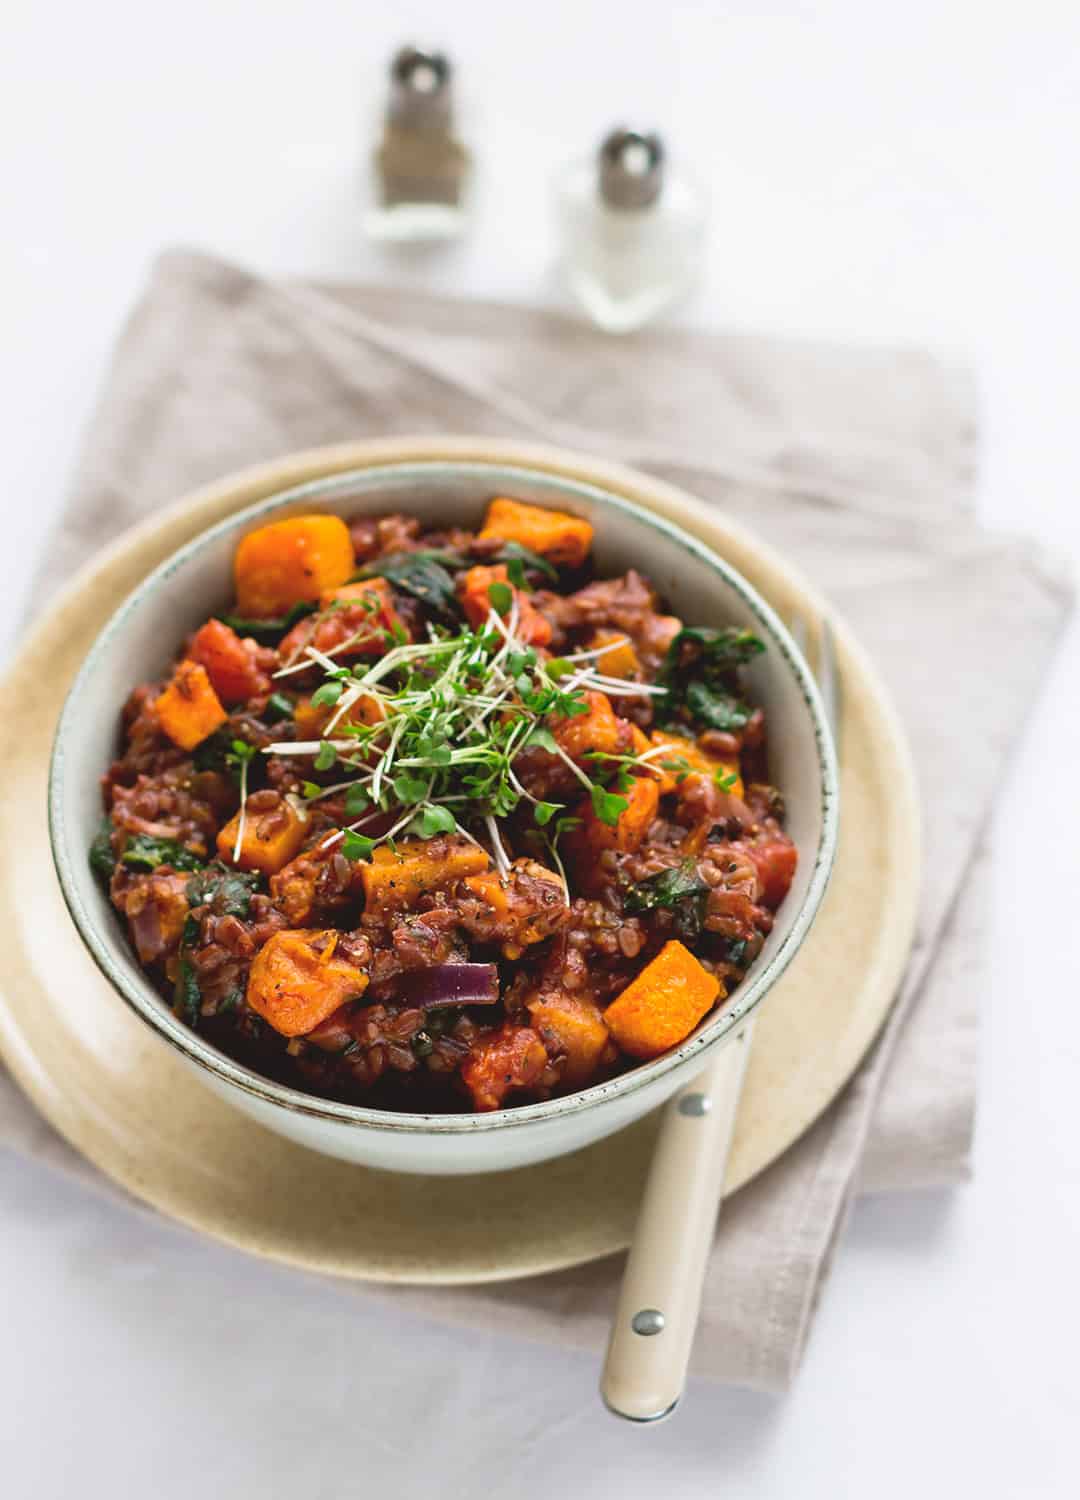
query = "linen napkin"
(4, 249, 1072, 1392)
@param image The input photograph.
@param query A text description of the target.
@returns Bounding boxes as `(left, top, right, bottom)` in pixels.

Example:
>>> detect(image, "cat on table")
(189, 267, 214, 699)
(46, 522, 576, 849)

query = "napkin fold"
(5, 250, 1072, 1391)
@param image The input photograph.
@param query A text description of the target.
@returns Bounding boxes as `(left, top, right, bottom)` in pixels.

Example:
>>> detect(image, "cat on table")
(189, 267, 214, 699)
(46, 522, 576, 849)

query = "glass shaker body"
(366, 46, 469, 243)
(556, 132, 707, 333)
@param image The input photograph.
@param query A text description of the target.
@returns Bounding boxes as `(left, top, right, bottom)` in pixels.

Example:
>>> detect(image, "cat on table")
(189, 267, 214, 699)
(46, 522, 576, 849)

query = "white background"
(2, 3, 1079, 1495)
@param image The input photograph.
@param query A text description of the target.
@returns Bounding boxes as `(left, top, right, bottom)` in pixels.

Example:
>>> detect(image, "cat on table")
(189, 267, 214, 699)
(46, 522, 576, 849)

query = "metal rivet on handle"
(678, 1092, 711, 1117)
(632, 1309, 666, 1336)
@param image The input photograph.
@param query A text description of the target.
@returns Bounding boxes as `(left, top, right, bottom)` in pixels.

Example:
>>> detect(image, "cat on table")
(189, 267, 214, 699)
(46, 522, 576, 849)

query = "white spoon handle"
(600, 1019, 755, 1422)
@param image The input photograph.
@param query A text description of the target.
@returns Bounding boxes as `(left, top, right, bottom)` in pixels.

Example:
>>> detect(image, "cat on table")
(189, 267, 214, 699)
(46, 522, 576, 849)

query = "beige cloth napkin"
(5, 249, 1072, 1392)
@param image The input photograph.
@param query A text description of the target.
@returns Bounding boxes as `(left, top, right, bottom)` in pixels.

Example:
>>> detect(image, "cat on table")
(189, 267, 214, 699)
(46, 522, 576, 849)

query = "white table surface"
(2, 3, 1078, 1495)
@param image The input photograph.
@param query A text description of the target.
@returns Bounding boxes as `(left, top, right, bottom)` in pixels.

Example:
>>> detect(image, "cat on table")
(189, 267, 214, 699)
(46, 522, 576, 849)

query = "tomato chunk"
(189, 619, 272, 704)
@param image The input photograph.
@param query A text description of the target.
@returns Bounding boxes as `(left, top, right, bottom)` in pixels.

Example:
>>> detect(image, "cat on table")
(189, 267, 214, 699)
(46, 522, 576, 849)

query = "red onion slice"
(400, 963, 499, 1009)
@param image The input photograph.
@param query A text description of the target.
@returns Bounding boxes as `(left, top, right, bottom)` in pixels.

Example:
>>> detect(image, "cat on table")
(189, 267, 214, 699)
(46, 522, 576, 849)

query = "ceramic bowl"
(49, 459, 839, 1175)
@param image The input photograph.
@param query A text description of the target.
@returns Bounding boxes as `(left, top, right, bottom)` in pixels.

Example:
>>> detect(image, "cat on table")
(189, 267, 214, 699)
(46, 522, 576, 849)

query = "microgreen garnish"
(487, 580, 513, 614)
(258, 607, 665, 868)
(225, 738, 259, 863)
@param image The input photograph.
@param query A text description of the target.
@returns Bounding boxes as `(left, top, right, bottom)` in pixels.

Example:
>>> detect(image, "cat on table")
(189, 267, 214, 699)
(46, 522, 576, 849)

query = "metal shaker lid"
(388, 45, 454, 132)
(598, 128, 665, 210)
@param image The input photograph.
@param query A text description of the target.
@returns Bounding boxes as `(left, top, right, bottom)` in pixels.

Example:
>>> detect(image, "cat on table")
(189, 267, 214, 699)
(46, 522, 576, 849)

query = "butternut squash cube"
(478, 497, 594, 568)
(217, 796, 309, 875)
(233, 514, 354, 618)
(360, 836, 489, 914)
(246, 928, 369, 1037)
(604, 941, 721, 1060)
(154, 660, 228, 751)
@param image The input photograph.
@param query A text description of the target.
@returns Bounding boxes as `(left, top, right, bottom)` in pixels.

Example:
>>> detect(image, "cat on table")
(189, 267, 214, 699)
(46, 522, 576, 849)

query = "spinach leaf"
(186, 863, 262, 919)
(684, 681, 753, 732)
(89, 819, 117, 884)
(624, 860, 709, 914)
(173, 957, 202, 1028)
(658, 625, 765, 733)
(489, 540, 559, 584)
(216, 600, 317, 645)
(624, 860, 710, 940)
(121, 835, 204, 873)
(352, 551, 460, 616)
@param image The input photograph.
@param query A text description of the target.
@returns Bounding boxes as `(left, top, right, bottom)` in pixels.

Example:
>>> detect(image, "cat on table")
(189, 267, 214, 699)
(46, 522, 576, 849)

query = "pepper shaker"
(366, 45, 470, 241)
(555, 128, 707, 332)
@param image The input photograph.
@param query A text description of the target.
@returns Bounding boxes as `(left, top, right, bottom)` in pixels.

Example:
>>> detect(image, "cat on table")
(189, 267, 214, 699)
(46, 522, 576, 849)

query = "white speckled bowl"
(48, 458, 838, 1175)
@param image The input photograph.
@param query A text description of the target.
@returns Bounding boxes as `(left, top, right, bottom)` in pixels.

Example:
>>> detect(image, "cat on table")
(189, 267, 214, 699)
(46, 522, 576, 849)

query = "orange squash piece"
(552, 689, 623, 762)
(478, 497, 594, 568)
(527, 993, 611, 1090)
(460, 1023, 549, 1111)
(577, 775, 659, 855)
(458, 563, 552, 647)
(154, 660, 228, 751)
(233, 514, 354, 618)
(648, 730, 744, 801)
(360, 836, 490, 914)
(588, 629, 640, 679)
(246, 929, 369, 1037)
(604, 940, 721, 1060)
(217, 796, 309, 876)
(293, 691, 387, 740)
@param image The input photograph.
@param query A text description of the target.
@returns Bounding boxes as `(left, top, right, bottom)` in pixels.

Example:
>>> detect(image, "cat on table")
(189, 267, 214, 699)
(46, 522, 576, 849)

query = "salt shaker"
(555, 128, 707, 333)
(367, 46, 470, 241)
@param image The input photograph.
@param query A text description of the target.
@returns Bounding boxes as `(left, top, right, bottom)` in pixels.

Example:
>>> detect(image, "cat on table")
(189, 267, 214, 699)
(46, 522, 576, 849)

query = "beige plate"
(0, 438, 919, 1285)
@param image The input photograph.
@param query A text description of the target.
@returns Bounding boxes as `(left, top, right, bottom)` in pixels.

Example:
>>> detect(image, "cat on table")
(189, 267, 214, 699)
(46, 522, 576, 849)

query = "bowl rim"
(48, 459, 839, 1136)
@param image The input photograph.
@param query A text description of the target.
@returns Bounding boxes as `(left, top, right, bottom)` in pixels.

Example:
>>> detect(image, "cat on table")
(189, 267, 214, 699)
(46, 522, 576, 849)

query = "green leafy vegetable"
(624, 859, 710, 941)
(310, 681, 343, 708)
(532, 800, 560, 826)
(264, 691, 294, 723)
(89, 820, 117, 884)
(589, 784, 630, 827)
(186, 863, 262, 919)
(489, 540, 559, 584)
(352, 551, 460, 616)
(121, 835, 204, 873)
(487, 580, 513, 614)
(173, 958, 202, 1027)
(409, 804, 457, 838)
(341, 830, 376, 861)
(314, 740, 337, 771)
(685, 681, 753, 732)
(344, 783, 371, 816)
(216, 600, 317, 645)
(658, 625, 765, 734)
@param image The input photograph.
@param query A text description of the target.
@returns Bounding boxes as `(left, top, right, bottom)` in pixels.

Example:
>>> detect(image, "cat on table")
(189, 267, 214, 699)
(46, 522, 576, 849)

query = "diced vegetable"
(459, 1023, 549, 1111)
(217, 796, 309, 875)
(293, 690, 386, 740)
(359, 835, 489, 913)
(188, 619, 271, 704)
(603, 940, 720, 1059)
(553, 689, 623, 762)
(738, 835, 798, 910)
(245, 928, 369, 1037)
(279, 577, 407, 663)
(588, 629, 640, 679)
(154, 660, 228, 750)
(527, 993, 610, 1090)
(458, 563, 552, 647)
(648, 730, 744, 801)
(572, 775, 659, 855)
(398, 963, 499, 1008)
(233, 514, 355, 618)
(478, 497, 594, 568)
